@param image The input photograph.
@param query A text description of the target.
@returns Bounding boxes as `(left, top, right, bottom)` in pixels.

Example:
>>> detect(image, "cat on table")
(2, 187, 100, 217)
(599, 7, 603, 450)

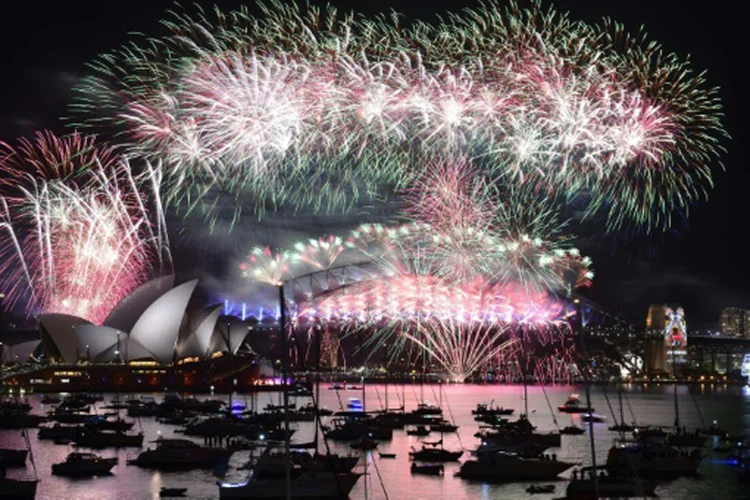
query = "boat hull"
(219, 472, 361, 499)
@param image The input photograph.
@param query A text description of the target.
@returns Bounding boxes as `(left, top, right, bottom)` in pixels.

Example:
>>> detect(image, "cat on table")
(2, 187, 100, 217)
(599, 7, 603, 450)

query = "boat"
(560, 425, 585, 435)
(37, 424, 77, 441)
(457, 452, 574, 481)
(606, 439, 702, 477)
(218, 471, 362, 499)
(40, 395, 61, 405)
(609, 423, 635, 432)
(0, 448, 28, 467)
(378, 452, 396, 459)
(349, 438, 378, 450)
(430, 421, 458, 433)
(526, 484, 555, 494)
(558, 394, 594, 414)
(128, 438, 234, 469)
(406, 425, 430, 436)
(581, 413, 606, 423)
(409, 445, 462, 462)
(160, 487, 188, 497)
(410, 463, 443, 476)
(566, 468, 658, 498)
(0, 475, 38, 499)
(72, 429, 144, 448)
(412, 403, 441, 416)
(472, 402, 514, 417)
(51, 452, 118, 476)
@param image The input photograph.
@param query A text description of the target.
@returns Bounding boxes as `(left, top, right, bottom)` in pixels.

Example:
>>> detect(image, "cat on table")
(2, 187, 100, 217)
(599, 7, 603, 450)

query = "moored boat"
(410, 463, 443, 476)
(558, 394, 594, 414)
(218, 471, 361, 499)
(457, 452, 573, 481)
(128, 438, 233, 469)
(52, 452, 118, 476)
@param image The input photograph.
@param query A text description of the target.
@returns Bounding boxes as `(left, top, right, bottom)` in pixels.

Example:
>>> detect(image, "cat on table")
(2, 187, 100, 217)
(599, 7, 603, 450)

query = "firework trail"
(71, 1, 725, 231)
(0, 132, 171, 323)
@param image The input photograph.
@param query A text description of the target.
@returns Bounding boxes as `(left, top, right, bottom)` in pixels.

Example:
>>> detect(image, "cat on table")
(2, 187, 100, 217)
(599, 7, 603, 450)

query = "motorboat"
(560, 425, 585, 435)
(40, 395, 61, 405)
(457, 452, 574, 481)
(606, 439, 702, 477)
(566, 468, 657, 498)
(406, 425, 430, 436)
(84, 416, 135, 432)
(0, 448, 28, 467)
(430, 421, 458, 433)
(218, 471, 361, 499)
(128, 438, 234, 469)
(379, 452, 396, 459)
(609, 423, 635, 432)
(37, 424, 77, 441)
(409, 444, 462, 462)
(52, 452, 118, 476)
(350, 438, 378, 450)
(472, 403, 514, 417)
(411, 463, 443, 475)
(558, 394, 594, 414)
(412, 403, 442, 416)
(72, 429, 144, 448)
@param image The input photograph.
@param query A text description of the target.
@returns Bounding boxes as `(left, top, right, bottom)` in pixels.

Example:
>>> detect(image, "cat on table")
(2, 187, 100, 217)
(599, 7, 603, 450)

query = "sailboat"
(409, 382, 462, 461)
(566, 298, 658, 498)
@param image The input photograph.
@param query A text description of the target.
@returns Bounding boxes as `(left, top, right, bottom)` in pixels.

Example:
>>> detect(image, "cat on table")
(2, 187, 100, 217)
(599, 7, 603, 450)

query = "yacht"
(128, 438, 233, 469)
(560, 425, 585, 435)
(37, 424, 77, 441)
(409, 444, 462, 462)
(457, 451, 573, 480)
(72, 429, 144, 448)
(218, 470, 361, 499)
(606, 439, 702, 477)
(472, 403, 514, 417)
(558, 394, 594, 414)
(566, 469, 657, 498)
(52, 452, 118, 476)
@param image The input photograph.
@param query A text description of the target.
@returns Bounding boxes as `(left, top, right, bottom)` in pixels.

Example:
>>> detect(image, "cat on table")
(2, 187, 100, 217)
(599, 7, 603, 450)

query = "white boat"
(218, 470, 362, 499)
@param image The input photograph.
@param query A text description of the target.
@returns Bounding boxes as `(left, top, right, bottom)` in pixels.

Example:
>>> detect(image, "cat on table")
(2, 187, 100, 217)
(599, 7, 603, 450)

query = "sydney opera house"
(1, 276, 267, 392)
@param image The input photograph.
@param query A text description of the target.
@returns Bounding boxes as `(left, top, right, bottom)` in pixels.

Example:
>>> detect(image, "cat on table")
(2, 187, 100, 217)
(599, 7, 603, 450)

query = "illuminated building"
(644, 304, 688, 374)
(719, 307, 750, 338)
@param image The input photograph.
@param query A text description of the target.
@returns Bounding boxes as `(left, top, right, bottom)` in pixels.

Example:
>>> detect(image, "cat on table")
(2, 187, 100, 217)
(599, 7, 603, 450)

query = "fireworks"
(241, 177, 590, 380)
(70, 1, 724, 231)
(0, 132, 170, 323)
(239, 246, 293, 286)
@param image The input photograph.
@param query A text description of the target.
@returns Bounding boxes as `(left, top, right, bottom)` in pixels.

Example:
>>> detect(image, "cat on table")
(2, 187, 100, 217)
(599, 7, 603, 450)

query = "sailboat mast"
(618, 387, 625, 427)
(314, 324, 322, 453)
(575, 298, 598, 495)
(278, 285, 291, 500)
(672, 345, 680, 429)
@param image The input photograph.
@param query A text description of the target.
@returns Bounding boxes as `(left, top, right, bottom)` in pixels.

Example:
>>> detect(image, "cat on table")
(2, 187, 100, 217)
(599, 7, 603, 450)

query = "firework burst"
(0, 132, 170, 323)
(71, 1, 724, 231)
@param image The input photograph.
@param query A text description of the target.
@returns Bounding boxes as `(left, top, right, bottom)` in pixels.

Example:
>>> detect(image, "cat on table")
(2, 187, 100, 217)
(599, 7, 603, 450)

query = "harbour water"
(1, 383, 748, 500)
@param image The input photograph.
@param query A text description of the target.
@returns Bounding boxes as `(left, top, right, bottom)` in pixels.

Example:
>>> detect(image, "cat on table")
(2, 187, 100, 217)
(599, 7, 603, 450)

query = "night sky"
(0, 0, 745, 329)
